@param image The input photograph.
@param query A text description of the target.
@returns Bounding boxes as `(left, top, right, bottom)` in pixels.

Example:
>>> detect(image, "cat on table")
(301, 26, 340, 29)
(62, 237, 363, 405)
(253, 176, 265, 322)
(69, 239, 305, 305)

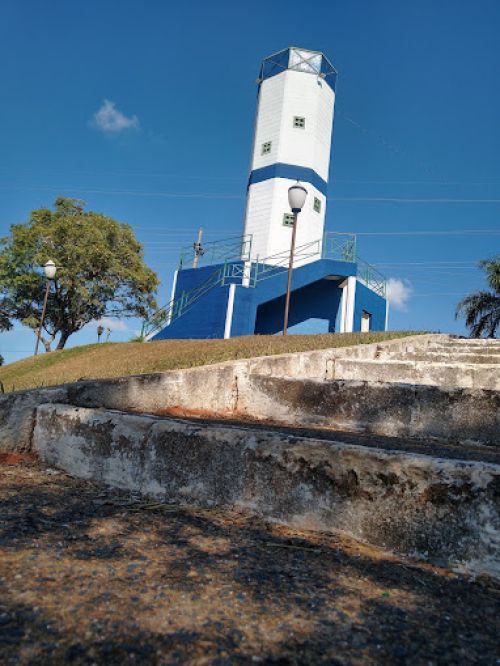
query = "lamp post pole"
(34, 260, 57, 356)
(283, 211, 298, 336)
(193, 227, 204, 268)
(283, 183, 307, 336)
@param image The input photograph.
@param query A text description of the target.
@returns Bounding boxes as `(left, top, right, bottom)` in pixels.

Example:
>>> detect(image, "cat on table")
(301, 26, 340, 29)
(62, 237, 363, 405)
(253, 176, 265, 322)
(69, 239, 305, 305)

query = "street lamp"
(283, 182, 307, 335)
(34, 260, 57, 356)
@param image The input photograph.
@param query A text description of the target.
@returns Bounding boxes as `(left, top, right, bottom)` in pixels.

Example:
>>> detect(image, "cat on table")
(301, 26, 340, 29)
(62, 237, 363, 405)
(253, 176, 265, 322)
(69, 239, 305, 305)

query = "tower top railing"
(258, 47, 337, 90)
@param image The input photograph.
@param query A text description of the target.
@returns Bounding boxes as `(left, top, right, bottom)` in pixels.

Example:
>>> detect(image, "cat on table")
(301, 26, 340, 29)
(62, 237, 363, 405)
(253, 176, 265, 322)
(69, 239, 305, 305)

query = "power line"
(1, 164, 499, 186)
(335, 229, 500, 236)
(0, 185, 243, 200)
(332, 197, 500, 203)
(407, 293, 465, 297)
(2, 185, 500, 203)
(374, 261, 479, 266)
(334, 178, 500, 185)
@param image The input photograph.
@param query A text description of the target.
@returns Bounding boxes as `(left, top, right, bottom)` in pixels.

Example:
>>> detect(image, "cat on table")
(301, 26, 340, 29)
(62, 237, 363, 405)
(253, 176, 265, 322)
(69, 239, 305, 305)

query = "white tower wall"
(242, 48, 336, 266)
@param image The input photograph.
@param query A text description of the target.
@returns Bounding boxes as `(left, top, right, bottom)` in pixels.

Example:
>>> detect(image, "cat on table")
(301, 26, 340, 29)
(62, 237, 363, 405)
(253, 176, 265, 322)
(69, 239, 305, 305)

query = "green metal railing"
(178, 234, 252, 270)
(144, 262, 229, 337)
(253, 239, 322, 284)
(356, 257, 386, 297)
(322, 232, 356, 262)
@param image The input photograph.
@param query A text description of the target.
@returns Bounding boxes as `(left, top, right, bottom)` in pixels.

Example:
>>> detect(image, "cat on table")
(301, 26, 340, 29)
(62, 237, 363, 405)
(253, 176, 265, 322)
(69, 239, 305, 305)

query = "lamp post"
(283, 182, 307, 336)
(34, 260, 57, 356)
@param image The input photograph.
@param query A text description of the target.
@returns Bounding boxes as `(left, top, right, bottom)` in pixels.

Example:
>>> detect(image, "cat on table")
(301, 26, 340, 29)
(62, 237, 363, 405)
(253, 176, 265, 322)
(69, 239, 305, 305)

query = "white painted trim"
(345, 276, 357, 333)
(166, 270, 178, 326)
(224, 284, 236, 339)
(361, 311, 371, 332)
(339, 280, 347, 333)
(385, 298, 390, 331)
(242, 260, 251, 288)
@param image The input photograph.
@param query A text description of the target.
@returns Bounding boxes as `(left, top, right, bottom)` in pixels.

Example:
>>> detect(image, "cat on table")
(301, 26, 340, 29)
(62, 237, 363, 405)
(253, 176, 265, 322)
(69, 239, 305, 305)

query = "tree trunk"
(34, 328, 54, 353)
(56, 331, 71, 350)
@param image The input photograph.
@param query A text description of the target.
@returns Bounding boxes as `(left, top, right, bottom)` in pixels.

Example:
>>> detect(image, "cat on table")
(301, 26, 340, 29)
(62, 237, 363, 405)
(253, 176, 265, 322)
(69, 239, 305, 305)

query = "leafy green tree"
(0, 197, 159, 351)
(455, 257, 500, 338)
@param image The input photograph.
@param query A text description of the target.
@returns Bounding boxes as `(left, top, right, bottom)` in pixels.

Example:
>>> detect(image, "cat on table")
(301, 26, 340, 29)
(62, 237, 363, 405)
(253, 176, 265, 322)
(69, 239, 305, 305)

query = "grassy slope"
(0, 332, 422, 393)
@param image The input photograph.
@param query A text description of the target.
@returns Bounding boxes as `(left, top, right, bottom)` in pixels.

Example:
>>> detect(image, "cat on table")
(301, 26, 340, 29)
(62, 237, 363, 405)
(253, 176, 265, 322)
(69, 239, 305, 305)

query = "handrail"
(144, 262, 228, 337)
(356, 257, 386, 297)
(178, 234, 252, 270)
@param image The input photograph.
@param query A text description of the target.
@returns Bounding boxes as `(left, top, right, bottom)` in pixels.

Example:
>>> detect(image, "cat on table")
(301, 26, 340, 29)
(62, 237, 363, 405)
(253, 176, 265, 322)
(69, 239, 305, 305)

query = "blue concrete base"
(153, 259, 386, 340)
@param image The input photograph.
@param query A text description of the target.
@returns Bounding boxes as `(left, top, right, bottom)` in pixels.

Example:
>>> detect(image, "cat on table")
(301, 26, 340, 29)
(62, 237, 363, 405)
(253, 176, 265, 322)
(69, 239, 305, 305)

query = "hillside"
(0, 331, 420, 393)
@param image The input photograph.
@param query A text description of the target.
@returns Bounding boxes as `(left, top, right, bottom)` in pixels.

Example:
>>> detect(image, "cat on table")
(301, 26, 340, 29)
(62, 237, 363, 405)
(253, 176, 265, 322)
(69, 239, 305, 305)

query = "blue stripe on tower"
(248, 163, 327, 196)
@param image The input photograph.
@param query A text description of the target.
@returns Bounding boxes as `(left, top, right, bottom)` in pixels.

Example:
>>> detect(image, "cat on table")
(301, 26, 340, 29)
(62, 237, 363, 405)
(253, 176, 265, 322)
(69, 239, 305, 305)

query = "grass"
(0, 331, 423, 394)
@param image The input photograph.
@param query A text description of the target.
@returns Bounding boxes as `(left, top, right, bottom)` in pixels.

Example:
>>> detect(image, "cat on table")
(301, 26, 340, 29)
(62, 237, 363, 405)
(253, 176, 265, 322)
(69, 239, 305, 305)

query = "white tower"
(242, 47, 337, 265)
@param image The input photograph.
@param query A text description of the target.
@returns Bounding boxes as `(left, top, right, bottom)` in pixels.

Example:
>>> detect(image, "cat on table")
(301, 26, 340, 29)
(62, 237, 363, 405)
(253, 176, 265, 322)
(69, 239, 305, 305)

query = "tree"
(455, 256, 500, 338)
(0, 197, 159, 351)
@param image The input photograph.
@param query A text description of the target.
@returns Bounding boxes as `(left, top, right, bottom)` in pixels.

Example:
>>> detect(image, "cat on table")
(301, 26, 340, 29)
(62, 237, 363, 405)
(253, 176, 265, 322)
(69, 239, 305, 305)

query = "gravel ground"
(0, 460, 499, 665)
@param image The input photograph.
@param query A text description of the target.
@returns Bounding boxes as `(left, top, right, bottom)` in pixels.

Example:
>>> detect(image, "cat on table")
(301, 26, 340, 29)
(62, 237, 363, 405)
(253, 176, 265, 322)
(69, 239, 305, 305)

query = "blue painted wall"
(230, 258, 356, 337)
(353, 282, 386, 331)
(253, 279, 343, 334)
(153, 258, 386, 340)
(153, 263, 230, 340)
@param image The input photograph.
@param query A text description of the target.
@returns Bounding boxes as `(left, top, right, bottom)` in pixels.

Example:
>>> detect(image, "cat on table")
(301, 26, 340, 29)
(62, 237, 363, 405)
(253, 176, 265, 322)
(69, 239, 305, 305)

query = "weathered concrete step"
(425, 343, 500, 354)
(242, 375, 499, 445)
(374, 351, 500, 365)
(32, 403, 500, 578)
(331, 358, 500, 390)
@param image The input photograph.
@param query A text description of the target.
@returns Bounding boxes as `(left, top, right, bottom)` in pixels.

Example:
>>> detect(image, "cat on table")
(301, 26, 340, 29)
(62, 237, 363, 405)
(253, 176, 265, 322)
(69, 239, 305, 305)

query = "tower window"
(293, 116, 305, 129)
(261, 141, 272, 155)
(283, 213, 295, 227)
(313, 197, 321, 213)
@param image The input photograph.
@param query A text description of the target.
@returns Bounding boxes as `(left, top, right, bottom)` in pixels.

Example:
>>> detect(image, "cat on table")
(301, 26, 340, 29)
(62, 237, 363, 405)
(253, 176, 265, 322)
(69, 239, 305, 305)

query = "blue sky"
(1, 0, 499, 362)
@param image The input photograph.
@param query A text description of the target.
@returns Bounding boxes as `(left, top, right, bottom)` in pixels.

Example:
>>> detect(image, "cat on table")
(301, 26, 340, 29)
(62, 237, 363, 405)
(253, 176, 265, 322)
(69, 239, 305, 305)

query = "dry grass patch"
(0, 331, 422, 393)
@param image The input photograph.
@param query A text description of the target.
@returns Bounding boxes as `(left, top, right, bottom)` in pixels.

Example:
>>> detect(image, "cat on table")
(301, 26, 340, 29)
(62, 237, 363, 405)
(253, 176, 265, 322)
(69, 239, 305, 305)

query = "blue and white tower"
(151, 47, 388, 342)
(243, 48, 337, 264)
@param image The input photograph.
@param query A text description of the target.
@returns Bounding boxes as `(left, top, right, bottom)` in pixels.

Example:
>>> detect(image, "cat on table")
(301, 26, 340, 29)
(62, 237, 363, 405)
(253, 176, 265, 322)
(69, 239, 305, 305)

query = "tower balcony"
(258, 47, 337, 91)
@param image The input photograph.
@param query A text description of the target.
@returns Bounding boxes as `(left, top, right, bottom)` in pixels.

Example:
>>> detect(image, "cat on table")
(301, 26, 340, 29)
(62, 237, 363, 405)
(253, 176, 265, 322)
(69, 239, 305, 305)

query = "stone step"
(330, 358, 500, 390)
(425, 342, 500, 354)
(375, 352, 500, 365)
(433, 336, 500, 344)
(241, 374, 499, 445)
(32, 403, 500, 578)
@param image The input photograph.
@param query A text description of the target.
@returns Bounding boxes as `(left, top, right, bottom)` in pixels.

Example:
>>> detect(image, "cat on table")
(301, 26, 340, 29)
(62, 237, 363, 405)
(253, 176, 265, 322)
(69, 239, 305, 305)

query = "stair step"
(33, 403, 500, 577)
(376, 352, 499, 365)
(331, 358, 500, 390)
(242, 374, 499, 445)
(426, 343, 500, 354)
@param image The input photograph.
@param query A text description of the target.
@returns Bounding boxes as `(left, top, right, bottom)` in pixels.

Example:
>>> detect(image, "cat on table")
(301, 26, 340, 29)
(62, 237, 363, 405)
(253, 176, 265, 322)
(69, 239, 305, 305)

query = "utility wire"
(1, 185, 500, 203)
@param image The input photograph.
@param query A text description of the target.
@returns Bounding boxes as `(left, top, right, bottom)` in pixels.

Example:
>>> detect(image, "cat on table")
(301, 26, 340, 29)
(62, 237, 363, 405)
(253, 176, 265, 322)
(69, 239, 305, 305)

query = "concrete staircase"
(2, 334, 499, 577)
(330, 337, 500, 390)
(240, 335, 500, 444)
